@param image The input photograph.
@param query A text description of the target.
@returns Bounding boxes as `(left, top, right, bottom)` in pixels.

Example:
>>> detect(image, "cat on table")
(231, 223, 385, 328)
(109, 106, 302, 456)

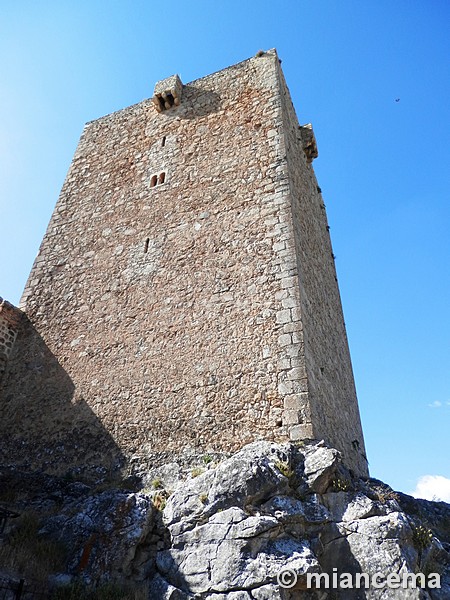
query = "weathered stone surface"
(163, 441, 293, 533)
(148, 441, 450, 598)
(0, 50, 368, 480)
(42, 490, 158, 584)
(250, 585, 284, 600)
(322, 491, 392, 522)
(396, 490, 450, 545)
(424, 539, 450, 599)
(1, 441, 449, 597)
(207, 594, 252, 600)
(158, 534, 318, 595)
(260, 495, 329, 525)
(0, 298, 22, 385)
(303, 441, 341, 493)
(152, 74, 183, 111)
(298, 123, 318, 163)
(153, 441, 324, 595)
(148, 573, 192, 599)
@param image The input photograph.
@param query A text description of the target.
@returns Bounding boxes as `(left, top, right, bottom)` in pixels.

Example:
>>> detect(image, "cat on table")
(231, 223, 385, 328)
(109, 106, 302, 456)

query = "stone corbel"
(299, 123, 318, 163)
(152, 75, 183, 112)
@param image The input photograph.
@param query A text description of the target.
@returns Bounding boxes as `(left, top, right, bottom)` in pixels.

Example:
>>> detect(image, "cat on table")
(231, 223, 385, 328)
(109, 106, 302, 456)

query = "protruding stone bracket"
(152, 75, 183, 113)
(299, 123, 318, 163)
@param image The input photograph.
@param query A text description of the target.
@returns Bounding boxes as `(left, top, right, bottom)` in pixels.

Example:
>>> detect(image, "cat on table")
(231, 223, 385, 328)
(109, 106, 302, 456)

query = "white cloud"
(428, 400, 442, 408)
(410, 475, 450, 502)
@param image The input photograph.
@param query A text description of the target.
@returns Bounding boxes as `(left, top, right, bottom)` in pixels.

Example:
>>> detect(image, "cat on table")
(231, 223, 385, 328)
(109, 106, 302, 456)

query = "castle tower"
(0, 50, 368, 477)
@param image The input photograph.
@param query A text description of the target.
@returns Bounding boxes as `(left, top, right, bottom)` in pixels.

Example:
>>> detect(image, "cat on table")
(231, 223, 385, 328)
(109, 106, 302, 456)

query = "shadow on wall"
(0, 315, 125, 482)
(178, 86, 222, 119)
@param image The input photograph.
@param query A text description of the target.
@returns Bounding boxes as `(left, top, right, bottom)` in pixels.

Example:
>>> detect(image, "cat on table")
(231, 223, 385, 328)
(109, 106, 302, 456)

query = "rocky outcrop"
(1, 441, 449, 598)
(42, 491, 162, 584)
(147, 441, 450, 599)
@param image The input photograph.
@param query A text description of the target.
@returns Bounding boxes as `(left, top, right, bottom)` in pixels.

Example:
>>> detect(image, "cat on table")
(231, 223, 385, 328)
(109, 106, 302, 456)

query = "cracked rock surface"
(1, 441, 449, 598)
(148, 440, 450, 599)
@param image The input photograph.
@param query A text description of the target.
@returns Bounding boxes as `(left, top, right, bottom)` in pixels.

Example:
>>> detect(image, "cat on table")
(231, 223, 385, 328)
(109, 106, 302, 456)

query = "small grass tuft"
(331, 478, 350, 492)
(274, 461, 294, 479)
(152, 492, 167, 511)
(412, 525, 433, 551)
(372, 485, 399, 504)
(292, 440, 305, 448)
(191, 467, 204, 478)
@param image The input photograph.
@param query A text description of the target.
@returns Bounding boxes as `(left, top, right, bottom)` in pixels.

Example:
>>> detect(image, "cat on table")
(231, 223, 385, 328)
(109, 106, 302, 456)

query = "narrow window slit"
(144, 238, 150, 254)
(150, 175, 157, 188)
(161, 136, 166, 147)
(158, 172, 166, 185)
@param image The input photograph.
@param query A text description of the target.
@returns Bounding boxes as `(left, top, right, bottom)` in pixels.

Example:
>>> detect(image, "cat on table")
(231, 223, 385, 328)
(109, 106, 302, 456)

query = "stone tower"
(0, 50, 368, 478)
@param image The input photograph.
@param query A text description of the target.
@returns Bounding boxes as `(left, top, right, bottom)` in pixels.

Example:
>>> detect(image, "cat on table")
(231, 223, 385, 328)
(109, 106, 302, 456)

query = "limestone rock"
(322, 490, 393, 522)
(2, 440, 449, 598)
(148, 441, 450, 598)
(42, 490, 158, 584)
(261, 495, 330, 525)
(163, 441, 293, 534)
(302, 441, 341, 493)
(251, 585, 284, 599)
(148, 573, 192, 599)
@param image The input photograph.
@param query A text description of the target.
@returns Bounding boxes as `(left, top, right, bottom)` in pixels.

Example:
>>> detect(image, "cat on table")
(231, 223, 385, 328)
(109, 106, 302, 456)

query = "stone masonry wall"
(0, 298, 22, 384)
(0, 51, 368, 477)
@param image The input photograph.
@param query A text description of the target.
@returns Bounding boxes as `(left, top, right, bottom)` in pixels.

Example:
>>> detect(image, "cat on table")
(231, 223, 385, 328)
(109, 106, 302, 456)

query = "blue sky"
(1, 1, 449, 498)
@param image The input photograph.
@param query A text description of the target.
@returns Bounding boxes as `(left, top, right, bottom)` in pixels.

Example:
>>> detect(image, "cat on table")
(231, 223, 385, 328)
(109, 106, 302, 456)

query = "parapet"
(152, 74, 183, 112)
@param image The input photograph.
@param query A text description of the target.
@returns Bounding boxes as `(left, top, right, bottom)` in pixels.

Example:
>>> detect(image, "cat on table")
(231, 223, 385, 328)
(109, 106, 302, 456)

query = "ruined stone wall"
(0, 51, 368, 477)
(0, 298, 22, 384)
